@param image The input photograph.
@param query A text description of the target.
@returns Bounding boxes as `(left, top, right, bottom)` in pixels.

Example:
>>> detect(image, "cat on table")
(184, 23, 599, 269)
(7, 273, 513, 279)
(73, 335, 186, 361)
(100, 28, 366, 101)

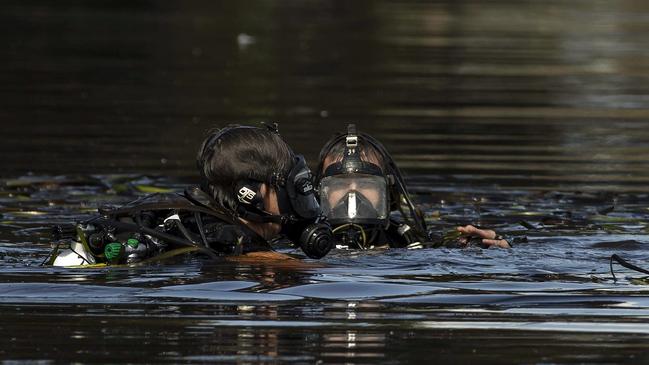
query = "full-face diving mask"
(235, 154, 334, 259)
(319, 173, 388, 225)
(318, 125, 391, 235)
(315, 124, 430, 248)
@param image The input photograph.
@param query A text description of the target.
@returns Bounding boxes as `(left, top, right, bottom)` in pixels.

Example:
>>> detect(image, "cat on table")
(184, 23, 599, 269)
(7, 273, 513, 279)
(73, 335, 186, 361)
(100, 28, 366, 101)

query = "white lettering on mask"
(237, 186, 257, 204)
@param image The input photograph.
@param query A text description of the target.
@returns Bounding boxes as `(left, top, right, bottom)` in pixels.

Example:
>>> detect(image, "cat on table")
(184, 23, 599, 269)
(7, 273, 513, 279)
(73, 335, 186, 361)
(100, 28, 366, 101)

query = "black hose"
(95, 218, 219, 259)
(195, 212, 210, 248)
(610, 254, 649, 281)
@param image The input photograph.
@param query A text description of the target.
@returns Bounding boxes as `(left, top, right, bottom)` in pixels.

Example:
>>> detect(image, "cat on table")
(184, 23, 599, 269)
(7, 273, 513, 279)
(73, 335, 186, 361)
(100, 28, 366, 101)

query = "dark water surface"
(3, 1, 649, 364)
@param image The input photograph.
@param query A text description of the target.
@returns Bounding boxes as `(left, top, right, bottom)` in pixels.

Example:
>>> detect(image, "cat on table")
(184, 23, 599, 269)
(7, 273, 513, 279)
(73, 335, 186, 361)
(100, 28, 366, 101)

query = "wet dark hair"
(196, 125, 293, 211)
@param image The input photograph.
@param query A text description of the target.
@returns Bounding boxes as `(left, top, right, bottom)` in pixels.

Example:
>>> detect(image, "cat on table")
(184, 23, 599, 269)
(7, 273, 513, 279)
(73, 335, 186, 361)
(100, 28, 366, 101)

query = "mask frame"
(315, 124, 428, 242)
(319, 174, 389, 226)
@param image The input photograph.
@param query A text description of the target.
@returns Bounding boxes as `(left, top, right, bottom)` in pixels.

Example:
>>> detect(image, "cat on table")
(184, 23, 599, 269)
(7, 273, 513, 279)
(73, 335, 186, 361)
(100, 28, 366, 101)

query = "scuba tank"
(48, 221, 162, 266)
(44, 190, 258, 267)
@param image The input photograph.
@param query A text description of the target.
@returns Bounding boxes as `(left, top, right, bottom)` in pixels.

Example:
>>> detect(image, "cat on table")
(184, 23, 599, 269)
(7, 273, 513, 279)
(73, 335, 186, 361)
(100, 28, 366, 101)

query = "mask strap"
(344, 124, 361, 163)
(236, 205, 289, 225)
(361, 132, 428, 238)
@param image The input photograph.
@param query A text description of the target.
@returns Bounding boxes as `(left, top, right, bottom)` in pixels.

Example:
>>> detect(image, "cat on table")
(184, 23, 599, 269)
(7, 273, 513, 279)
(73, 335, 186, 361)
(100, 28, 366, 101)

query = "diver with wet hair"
(314, 124, 510, 249)
(46, 124, 334, 266)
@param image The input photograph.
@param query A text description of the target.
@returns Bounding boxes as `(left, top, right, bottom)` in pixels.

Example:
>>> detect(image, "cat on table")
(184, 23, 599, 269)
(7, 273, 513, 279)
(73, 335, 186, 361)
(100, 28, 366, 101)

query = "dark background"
(3, 2, 649, 364)
(3, 0, 649, 190)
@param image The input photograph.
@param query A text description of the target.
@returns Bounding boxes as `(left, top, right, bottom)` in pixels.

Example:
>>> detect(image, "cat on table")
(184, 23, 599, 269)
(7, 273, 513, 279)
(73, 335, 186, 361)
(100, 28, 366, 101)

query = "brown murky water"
(3, 1, 649, 363)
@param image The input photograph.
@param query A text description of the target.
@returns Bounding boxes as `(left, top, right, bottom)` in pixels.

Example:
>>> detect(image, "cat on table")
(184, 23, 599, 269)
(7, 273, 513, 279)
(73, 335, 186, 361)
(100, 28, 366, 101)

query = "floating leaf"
(439, 229, 463, 247)
(629, 277, 649, 285)
(518, 211, 545, 216)
(11, 211, 47, 216)
(110, 184, 130, 193)
(519, 220, 537, 229)
(600, 224, 625, 233)
(592, 215, 641, 223)
(134, 185, 173, 193)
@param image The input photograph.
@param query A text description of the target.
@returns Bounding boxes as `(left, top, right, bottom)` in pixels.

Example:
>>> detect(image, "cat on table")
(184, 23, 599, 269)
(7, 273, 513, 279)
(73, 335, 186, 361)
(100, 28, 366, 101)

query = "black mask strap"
(344, 124, 360, 160)
(236, 205, 290, 225)
(235, 180, 265, 211)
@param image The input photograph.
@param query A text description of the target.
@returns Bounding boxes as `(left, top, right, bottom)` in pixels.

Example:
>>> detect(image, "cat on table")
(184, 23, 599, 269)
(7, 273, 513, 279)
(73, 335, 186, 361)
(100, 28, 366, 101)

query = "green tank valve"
(127, 238, 139, 248)
(104, 242, 124, 264)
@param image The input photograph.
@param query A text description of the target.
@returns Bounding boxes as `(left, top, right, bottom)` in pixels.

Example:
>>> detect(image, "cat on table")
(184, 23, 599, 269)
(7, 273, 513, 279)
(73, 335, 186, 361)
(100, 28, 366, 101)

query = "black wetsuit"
(75, 186, 270, 262)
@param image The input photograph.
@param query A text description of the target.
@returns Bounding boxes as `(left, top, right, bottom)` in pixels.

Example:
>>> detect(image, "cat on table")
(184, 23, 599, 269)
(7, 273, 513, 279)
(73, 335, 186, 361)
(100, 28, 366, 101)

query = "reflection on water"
(3, 0, 649, 363)
(3, 176, 649, 363)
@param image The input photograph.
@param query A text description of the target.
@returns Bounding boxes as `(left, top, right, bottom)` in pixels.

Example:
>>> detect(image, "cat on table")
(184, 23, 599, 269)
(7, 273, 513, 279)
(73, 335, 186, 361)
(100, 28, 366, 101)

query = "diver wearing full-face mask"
(46, 124, 333, 267)
(315, 124, 510, 250)
(195, 124, 334, 259)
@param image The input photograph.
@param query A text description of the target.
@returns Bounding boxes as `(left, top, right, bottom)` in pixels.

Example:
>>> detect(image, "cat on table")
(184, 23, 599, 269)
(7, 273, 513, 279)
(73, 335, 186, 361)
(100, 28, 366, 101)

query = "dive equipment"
(104, 242, 124, 264)
(50, 240, 96, 266)
(296, 220, 334, 259)
(234, 154, 322, 226)
(233, 154, 333, 259)
(315, 124, 428, 248)
(200, 125, 333, 259)
(102, 238, 155, 264)
(320, 174, 389, 224)
(46, 191, 243, 266)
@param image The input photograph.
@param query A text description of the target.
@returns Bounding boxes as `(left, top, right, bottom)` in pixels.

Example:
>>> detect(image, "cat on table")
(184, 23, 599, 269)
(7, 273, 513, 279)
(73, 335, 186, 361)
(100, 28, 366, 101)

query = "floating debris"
(134, 185, 174, 193)
(237, 33, 255, 50)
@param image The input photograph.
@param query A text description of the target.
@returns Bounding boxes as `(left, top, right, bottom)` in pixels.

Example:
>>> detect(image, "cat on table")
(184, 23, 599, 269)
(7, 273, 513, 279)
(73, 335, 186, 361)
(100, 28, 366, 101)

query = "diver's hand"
(456, 225, 510, 248)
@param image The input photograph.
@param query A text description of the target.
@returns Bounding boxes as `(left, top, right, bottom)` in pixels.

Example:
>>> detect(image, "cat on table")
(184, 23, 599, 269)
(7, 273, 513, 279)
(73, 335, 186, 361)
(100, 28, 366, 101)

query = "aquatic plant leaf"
(110, 184, 130, 193)
(11, 211, 47, 216)
(519, 220, 537, 229)
(135, 185, 174, 193)
(439, 230, 463, 247)
(600, 224, 625, 233)
(4, 176, 99, 188)
(518, 211, 545, 216)
(592, 215, 642, 223)
(629, 277, 649, 285)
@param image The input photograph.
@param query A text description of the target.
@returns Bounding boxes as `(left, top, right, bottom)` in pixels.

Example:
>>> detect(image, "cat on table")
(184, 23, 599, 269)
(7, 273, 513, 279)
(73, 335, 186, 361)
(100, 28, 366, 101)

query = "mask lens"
(319, 174, 388, 221)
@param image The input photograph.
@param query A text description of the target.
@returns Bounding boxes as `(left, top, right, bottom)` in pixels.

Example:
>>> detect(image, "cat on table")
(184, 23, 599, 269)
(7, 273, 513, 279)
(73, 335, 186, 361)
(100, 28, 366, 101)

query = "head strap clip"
(346, 124, 358, 149)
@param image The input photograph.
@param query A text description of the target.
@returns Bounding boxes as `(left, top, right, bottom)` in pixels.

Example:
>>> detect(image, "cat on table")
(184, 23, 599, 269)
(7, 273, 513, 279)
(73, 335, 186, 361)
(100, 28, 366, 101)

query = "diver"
(314, 124, 510, 249)
(46, 124, 334, 266)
